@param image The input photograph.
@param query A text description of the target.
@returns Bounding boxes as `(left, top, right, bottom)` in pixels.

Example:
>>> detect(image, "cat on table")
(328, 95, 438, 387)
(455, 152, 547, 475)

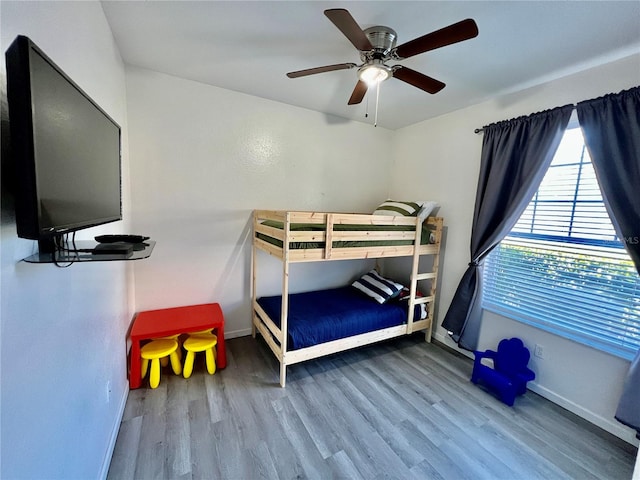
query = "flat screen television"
(5, 35, 122, 253)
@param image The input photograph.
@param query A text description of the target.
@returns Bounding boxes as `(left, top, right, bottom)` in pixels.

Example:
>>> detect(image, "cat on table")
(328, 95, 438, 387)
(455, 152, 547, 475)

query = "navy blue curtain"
(577, 87, 640, 274)
(577, 86, 640, 438)
(441, 105, 573, 350)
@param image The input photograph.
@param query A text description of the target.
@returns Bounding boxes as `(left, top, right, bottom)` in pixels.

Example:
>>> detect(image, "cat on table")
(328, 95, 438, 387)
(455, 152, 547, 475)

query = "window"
(483, 127, 640, 360)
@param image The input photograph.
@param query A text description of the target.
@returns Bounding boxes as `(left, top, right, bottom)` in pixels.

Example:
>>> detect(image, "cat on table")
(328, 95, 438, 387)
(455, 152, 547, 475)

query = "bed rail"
(253, 210, 441, 262)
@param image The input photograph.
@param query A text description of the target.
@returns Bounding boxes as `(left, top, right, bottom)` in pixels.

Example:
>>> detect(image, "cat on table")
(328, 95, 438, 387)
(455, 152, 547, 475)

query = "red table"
(129, 303, 227, 389)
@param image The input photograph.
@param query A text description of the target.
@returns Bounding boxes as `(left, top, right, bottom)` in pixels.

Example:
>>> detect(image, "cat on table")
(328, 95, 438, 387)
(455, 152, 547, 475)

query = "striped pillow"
(352, 270, 404, 304)
(373, 200, 423, 217)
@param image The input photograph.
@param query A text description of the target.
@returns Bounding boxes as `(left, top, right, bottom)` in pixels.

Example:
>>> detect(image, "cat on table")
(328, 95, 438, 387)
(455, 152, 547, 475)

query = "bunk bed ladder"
(407, 216, 422, 336)
(424, 217, 442, 341)
(407, 217, 442, 341)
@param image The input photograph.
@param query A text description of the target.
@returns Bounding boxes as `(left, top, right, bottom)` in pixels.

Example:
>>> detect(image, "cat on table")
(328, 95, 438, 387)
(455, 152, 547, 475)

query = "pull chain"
(365, 92, 369, 118)
(374, 81, 380, 127)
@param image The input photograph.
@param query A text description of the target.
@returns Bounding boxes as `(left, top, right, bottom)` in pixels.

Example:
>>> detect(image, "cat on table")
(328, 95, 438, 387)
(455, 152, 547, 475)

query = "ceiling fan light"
(358, 64, 390, 85)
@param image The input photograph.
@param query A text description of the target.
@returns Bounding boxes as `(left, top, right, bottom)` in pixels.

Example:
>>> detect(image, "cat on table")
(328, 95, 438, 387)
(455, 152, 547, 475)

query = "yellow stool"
(140, 338, 182, 388)
(183, 334, 217, 378)
(155, 334, 182, 367)
(191, 329, 214, 335)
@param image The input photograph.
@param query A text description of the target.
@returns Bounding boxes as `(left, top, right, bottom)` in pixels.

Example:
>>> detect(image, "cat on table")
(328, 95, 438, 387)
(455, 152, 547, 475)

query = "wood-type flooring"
(108, 334, 638, 479)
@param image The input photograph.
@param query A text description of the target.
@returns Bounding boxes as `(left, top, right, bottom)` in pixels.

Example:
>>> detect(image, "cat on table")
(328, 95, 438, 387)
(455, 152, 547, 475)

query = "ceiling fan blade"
(394, 18, 478, 59)
(393, 66, 446, 94)
(348, 80, 368, 105)
(324, 9, 373, 51)
(287, 63, 356, 78)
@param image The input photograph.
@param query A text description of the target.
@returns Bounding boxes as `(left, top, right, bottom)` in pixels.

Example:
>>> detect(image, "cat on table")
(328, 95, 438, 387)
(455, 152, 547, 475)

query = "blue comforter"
(257, 286, 418, 350)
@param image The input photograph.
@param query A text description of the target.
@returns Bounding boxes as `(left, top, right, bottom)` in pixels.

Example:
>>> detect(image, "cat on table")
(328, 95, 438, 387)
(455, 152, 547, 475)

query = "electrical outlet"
(106, 380, 112, 403)
(534, 344, 544, 359)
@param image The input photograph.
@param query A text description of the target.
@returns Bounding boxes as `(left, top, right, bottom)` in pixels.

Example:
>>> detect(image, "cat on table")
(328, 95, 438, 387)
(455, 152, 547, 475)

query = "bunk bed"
(251, 209, 443, 387)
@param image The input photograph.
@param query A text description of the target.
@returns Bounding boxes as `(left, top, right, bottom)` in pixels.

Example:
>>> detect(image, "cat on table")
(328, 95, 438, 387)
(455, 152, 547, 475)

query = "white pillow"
(417, 201, 439, 221)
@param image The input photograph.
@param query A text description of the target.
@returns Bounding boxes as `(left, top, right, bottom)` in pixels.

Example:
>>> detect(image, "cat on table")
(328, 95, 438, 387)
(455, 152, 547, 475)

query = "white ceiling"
(101, 1, 640, 130)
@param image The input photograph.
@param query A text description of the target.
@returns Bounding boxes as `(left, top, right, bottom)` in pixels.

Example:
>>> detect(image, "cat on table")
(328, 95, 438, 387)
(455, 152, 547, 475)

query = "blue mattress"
(257, 286, 420, 350)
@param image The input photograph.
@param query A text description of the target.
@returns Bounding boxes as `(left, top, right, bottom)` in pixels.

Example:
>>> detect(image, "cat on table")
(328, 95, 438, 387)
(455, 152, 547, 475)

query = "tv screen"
(5, 35, 122, 251)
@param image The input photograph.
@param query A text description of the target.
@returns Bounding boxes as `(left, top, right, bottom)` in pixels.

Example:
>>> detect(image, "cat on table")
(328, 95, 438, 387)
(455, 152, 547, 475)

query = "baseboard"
(433, 331, 638, 446)
(528, 381, 638, 446)
(98, 386, 129, 480)
(433, 331, 474, 360)
(225, 327, 253, 339)
(433, 331, 448, 344)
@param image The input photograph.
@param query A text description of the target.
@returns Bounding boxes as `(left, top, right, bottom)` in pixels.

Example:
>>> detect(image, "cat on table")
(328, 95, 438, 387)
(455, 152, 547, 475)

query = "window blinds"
(483, 128, 640, 359)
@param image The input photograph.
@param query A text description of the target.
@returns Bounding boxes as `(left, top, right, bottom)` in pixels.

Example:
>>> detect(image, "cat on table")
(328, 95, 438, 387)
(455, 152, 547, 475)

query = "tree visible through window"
(483, 127, 640, 360)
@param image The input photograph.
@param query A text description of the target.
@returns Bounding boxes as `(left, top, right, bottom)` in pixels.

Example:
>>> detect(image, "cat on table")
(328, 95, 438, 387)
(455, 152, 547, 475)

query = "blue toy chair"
(471, 337, 535, 406)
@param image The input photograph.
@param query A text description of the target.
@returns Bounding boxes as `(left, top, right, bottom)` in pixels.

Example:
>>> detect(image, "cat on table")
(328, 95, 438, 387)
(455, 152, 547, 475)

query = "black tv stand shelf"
(23, 241, 155, 264)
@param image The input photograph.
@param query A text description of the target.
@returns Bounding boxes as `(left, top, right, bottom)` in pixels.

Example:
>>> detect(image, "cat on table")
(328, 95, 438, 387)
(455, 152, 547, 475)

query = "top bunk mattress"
(257, 286, 422, 350)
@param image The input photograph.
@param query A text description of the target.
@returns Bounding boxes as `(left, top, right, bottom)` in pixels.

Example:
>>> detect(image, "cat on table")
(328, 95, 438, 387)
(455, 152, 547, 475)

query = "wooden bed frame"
(251, 209, 443, 387)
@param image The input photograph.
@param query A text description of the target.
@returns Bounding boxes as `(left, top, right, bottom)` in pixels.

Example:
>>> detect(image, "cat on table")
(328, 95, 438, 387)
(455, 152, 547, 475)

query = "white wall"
(1, 2, 133, 478)
(126, 67, 394, 338)
(389, 53, 640, 444)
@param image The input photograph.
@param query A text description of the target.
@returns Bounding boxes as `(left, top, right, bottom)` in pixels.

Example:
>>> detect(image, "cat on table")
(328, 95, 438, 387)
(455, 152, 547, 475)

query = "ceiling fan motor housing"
(362, 26, 397, 60)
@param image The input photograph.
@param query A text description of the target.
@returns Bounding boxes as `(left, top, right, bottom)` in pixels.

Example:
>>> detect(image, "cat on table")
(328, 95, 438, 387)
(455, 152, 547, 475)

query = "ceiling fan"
(287, 9, 479, 105)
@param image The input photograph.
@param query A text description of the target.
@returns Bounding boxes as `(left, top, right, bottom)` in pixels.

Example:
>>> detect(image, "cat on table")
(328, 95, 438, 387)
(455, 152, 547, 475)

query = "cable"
(51, 234, 74, 268)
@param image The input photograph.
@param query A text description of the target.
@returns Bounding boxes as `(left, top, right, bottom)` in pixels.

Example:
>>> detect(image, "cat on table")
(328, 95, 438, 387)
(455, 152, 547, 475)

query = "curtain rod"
(474, 105, 577, 134)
